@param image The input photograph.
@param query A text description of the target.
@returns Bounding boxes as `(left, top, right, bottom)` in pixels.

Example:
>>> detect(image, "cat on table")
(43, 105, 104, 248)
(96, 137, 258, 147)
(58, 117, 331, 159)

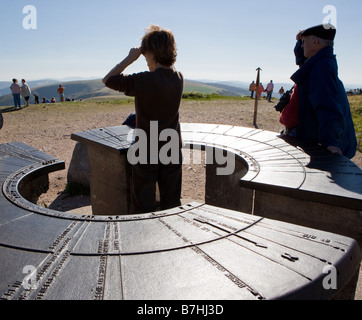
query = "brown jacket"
(106, 68, 184, 147)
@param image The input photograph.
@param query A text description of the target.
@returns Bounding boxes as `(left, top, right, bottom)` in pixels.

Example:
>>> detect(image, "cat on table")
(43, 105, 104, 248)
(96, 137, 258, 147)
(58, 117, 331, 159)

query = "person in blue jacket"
(291, 24, 357, 159)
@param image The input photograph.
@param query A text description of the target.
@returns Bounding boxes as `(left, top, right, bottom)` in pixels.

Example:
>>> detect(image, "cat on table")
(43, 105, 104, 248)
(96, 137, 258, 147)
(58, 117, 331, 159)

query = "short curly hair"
(141, 25, 177, 67)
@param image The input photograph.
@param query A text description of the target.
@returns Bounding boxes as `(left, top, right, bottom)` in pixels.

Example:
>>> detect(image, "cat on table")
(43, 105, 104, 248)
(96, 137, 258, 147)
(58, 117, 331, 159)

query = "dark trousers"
(13, 94, 21, 108)
(267, 91, 273, 102)
(130, 162, 182, 214)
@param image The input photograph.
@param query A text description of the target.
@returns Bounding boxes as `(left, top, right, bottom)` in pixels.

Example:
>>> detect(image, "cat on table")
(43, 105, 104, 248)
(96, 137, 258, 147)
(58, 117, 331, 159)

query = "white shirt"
(21, 83, 31, 97)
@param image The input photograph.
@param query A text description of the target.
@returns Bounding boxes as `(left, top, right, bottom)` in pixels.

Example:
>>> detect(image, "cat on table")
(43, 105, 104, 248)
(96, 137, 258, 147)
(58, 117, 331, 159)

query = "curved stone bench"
(71, 123, 362, 247)
(0, 132, 361, 300)
(0, 142, 65, 216)
(180, 123, 362, 248)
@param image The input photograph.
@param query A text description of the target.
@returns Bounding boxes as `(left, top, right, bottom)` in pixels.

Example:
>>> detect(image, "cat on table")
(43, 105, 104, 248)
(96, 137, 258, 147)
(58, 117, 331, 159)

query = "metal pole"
(253, 67, 262, 127)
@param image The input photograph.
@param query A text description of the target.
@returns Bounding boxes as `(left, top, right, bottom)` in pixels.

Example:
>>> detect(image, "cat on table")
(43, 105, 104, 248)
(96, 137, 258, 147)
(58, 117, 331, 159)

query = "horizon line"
(0, 77, 361, 88)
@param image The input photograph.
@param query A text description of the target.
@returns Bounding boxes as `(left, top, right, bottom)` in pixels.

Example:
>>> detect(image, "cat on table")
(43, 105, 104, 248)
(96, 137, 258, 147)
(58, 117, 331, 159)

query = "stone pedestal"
(71, 126, 133, 216)
(87, 145, 130, 216)
(67, 142, 90, 189)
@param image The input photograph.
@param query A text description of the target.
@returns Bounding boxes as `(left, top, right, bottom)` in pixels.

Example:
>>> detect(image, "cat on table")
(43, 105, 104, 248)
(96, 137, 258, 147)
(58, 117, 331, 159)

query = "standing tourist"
(266, 80, 274, 102)
(10, 79, 21, 109)
(57, 85, 65, 102)
(21, 79, 31, 107)
(249, 81, 256, 99)
(290, 24, 357, 159)
(103, 25, 184, 214)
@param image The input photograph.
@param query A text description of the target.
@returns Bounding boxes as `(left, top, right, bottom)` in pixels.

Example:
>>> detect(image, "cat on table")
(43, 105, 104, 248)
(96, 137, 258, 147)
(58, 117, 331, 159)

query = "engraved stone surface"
(0, 141, 360, 300)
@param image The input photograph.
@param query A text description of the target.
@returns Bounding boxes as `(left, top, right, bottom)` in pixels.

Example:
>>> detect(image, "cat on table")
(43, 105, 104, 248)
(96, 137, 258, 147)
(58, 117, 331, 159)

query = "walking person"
(10, 79, 21, 109)
(103, 25, 184, 214)
(21, 79, 31, 107)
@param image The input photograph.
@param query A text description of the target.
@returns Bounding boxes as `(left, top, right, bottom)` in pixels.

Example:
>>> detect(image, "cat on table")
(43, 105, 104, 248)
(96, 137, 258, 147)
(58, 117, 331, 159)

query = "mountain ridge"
(0, 78, 288, 107)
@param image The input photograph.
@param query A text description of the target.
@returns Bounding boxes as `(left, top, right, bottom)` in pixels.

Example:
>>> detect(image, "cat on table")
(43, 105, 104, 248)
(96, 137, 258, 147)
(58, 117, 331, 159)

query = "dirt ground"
(0, 97, 361, 299)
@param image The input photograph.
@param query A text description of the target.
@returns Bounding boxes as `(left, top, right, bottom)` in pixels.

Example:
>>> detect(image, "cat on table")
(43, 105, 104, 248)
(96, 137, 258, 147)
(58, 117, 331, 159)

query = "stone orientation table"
(72, 123, 362, 248)
(0, 122, 361, 300)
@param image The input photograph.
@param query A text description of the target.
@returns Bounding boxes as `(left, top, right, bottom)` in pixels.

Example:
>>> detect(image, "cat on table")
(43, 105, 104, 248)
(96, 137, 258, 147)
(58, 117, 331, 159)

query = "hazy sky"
(1, 0, 361, 86)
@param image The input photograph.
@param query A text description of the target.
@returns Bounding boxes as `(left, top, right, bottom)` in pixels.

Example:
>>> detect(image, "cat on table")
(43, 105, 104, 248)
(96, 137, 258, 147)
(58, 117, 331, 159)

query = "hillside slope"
(0, 79, 119, 106)
(0, 79, 248, 106)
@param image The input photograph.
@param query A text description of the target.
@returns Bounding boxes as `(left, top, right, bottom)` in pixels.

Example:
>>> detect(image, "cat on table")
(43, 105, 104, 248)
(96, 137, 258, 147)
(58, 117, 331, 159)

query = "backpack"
(274, 86, 295, 112)
(122, 113, 136, 128)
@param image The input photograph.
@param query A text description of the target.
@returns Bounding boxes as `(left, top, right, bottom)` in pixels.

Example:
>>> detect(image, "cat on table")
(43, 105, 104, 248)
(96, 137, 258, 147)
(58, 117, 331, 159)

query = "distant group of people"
(347, 88, 361, 96)
(9, 80, 67, 108)
(10, 79, 32, 109)
(249, 80, 279, 102)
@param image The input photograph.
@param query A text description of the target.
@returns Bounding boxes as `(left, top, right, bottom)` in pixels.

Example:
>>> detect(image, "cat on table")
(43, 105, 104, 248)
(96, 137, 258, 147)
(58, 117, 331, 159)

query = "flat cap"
(301, 24, 336, 40)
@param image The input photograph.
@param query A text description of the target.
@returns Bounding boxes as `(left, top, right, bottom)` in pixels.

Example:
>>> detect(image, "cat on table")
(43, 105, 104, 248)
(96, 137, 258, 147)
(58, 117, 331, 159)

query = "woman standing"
(21, 79, 32, 107)
(103, 25, 184, 214)
(10, 79, 21, 109)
